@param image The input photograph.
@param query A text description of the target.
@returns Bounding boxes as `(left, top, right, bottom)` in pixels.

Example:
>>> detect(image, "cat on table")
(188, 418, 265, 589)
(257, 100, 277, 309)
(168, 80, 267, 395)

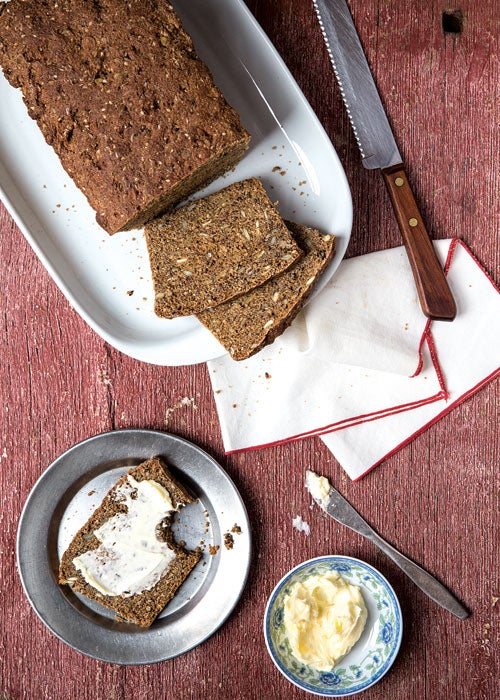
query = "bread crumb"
(165, 396, 198, 426)
(209, 544, 220, 556)
(223, 533, 234, 550)
(292, 515, 310, 535)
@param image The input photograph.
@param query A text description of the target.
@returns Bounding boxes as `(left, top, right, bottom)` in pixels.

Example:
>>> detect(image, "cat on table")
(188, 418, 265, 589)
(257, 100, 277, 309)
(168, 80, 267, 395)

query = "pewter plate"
(16, 430, 251, 665)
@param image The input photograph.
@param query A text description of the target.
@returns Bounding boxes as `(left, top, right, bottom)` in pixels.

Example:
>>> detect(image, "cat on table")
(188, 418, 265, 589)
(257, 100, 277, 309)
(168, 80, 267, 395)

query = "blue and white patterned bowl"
(264, 556, 403, 696)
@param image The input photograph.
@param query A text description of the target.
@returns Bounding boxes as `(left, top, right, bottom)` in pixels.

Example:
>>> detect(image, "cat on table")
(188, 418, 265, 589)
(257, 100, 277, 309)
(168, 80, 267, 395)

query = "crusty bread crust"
(0, 0, 250, 233)
(59, 457, 200, 627)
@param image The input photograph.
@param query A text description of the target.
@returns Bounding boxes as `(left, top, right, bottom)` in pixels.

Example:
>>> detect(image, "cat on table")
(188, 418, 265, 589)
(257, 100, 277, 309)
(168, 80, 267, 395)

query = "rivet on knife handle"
(382, 165, 456, 321)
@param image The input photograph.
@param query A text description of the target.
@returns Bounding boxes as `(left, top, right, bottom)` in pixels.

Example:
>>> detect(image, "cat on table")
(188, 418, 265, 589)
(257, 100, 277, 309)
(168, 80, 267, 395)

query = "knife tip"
(455, 607, 470, 621)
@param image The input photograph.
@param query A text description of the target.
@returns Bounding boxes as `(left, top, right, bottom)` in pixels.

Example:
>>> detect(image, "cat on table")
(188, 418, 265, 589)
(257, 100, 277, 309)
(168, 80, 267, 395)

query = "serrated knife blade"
(312, 0, 400, 169)
(313, 0, 456, 321)
(305, 470, 469, 619)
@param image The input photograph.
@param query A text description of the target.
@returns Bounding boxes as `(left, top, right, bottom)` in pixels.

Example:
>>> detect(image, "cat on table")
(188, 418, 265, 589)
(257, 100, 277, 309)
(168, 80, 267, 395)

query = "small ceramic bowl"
(264, 556, 402, 697)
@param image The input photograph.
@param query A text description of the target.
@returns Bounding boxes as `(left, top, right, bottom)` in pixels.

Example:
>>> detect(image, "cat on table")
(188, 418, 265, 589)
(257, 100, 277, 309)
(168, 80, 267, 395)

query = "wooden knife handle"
(382, 164, 456, 321)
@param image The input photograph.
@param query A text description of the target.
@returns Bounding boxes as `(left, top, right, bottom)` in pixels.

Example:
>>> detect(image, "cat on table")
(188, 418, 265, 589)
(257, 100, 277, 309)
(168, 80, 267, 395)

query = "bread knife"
(313, 0, 456, 321)
(306, 471, 468, 619)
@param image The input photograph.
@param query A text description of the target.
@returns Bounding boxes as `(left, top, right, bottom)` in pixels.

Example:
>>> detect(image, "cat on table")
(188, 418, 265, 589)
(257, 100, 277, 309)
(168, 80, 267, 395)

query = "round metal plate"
(17, 429, 251, 664)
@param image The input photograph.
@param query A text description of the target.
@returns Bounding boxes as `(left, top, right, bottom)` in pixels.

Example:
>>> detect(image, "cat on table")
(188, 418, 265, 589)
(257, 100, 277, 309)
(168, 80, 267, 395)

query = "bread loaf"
(0, 0, 250, 233)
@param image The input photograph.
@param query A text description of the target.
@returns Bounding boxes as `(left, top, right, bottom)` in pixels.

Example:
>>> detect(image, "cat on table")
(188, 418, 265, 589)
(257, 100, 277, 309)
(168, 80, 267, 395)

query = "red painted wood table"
(1, 1, 498, 699)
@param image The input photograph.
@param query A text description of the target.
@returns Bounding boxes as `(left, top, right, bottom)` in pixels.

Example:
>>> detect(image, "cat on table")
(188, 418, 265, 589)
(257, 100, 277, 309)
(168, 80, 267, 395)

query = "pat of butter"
(283, 570, 367, 670)
(72, 476, 177, 597)
(305, 469, 331, 505)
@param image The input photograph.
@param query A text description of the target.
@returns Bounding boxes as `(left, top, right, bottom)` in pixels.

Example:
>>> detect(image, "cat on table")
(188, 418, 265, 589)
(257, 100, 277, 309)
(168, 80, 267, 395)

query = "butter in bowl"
(263, 556, 402, 696)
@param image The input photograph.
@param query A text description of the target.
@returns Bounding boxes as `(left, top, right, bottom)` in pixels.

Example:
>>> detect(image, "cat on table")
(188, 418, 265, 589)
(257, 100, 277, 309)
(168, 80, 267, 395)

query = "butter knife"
(313, 0, 456, 321)
(306, 471, 468, 619)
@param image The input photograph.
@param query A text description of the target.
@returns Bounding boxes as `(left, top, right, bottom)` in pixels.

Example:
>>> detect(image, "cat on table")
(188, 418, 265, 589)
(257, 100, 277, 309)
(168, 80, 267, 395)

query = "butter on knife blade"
(305, 469, 469, 620)
(305, 470, 331, 506)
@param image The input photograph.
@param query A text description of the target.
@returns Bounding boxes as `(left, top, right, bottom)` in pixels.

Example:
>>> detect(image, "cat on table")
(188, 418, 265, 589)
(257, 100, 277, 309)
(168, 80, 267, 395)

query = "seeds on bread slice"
(197, 221, 335, 360)
(145, 178, 303, 318)
(59, 457, 201, 627)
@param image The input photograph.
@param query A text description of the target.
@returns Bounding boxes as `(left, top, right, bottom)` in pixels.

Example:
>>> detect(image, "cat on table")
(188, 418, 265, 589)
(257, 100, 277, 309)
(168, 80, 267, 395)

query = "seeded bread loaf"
(145, 178, 303, 318)
(59, 457, 200, 627)
(197, 221, 335, 360)
(0, 0, 250, 234)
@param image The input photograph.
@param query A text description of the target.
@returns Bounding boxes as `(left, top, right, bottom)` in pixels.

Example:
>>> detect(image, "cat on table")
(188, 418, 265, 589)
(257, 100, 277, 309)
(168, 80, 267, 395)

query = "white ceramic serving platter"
(0, 0, 352, 365)
(17, 430, 251, 665)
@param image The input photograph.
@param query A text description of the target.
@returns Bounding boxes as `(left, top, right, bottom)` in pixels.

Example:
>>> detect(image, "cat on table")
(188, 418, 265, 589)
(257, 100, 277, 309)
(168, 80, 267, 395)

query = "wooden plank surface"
(0, 1, 498, 699)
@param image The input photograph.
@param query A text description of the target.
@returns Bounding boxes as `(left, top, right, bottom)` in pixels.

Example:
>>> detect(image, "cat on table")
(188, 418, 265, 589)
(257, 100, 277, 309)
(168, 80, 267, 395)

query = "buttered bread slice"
(59, 457, 200, 627)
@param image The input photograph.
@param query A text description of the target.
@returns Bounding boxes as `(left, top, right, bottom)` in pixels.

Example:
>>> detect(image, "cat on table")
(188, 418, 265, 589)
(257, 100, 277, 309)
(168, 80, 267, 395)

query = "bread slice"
(145, 178, 303, 318)
(197, 221, 335, 360)
(59, 457, 200, 627)
(0, 0, 250, 233)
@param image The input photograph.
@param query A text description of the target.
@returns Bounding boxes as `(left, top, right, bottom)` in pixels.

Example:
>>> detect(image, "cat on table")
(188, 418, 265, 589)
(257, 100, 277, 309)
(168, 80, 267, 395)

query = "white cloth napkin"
(207, 239, 500, 479)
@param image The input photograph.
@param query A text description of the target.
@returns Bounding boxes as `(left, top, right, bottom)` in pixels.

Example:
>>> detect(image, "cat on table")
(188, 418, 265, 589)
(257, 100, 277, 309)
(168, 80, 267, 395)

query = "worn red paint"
(0, 1, 498, 698)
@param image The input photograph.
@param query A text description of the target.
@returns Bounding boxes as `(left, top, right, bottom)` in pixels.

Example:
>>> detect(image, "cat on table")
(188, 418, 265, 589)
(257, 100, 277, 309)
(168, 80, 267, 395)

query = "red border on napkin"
(225, 239, 499, 456)
(351, 238, 500, 479)
(352, 366, 500, 480)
